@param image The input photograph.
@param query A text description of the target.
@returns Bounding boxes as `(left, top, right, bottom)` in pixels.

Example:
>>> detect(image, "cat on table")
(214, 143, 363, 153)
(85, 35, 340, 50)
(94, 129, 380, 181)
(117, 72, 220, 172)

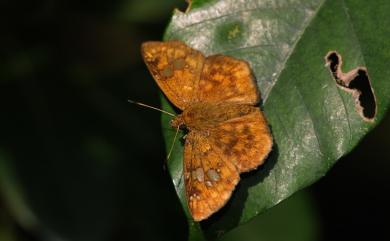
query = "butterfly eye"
(170, 119, 180, 127)
(170, 116, 186, 129)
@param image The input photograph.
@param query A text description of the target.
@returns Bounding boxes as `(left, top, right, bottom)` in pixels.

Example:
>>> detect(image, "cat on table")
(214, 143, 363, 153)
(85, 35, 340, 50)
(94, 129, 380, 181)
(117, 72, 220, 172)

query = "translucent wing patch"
(210, 108, 272, 172)
(198, 55, 259, 105)
(184, 132, 240, 221)
(141, 41, 205, 110)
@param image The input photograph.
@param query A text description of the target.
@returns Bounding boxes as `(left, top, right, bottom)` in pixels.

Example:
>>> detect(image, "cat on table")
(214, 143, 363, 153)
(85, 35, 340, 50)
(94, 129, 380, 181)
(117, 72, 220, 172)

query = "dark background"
(0, 1, 389, 241)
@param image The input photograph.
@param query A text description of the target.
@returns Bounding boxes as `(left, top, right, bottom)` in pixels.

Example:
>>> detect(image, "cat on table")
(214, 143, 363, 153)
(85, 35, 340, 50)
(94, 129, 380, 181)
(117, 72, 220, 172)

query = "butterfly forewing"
(198, 55, 259, 105)
(141, 41, 205, 110)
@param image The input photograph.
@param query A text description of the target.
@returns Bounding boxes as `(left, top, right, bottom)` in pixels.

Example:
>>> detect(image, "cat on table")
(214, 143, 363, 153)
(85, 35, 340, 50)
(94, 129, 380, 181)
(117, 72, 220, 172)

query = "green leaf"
(160, 0, 390, 240)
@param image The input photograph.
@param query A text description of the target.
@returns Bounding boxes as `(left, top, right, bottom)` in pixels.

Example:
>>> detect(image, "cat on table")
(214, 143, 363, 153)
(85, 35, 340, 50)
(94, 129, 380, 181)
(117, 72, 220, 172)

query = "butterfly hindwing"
(210, 107, 273, 172)
(182, 103, 272, 221)
(184, 131, 239, 221)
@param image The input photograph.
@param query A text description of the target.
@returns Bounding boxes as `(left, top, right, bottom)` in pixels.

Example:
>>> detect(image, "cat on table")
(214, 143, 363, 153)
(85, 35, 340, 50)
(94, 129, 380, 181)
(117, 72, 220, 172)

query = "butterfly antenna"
(128, 99, 176, 117)
(166, 125, 180, 162)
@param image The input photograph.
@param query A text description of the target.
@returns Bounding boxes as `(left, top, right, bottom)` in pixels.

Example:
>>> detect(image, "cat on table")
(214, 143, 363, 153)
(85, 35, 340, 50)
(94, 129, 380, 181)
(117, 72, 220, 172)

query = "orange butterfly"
(141, 40, 272, 221)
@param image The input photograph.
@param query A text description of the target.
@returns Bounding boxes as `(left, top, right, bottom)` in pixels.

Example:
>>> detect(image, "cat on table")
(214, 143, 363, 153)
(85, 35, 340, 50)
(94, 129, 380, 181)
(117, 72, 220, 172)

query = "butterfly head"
(170, 115, 186, 130)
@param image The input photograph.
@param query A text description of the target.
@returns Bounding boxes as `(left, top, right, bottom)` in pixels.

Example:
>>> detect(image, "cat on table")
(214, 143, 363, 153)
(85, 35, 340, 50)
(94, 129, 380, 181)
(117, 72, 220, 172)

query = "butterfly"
(141, 40, 273, 221)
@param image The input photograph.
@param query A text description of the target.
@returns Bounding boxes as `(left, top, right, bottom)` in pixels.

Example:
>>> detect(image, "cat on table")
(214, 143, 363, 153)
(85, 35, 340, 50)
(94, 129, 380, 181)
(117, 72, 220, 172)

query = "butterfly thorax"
(170, 102, 257, 132)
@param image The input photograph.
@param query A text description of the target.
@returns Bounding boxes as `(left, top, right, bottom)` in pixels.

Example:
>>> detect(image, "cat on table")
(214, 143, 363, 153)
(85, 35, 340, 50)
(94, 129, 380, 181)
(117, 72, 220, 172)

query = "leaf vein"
(263, 0, 327, 103)
(295, 86, 324, 158)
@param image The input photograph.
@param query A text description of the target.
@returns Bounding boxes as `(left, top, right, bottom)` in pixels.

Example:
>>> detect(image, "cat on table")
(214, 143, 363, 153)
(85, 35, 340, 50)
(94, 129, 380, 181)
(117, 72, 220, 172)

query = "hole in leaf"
(326, 52, 339, 79)
(349, 69, 376, 119)
(325, 51, 377, 122)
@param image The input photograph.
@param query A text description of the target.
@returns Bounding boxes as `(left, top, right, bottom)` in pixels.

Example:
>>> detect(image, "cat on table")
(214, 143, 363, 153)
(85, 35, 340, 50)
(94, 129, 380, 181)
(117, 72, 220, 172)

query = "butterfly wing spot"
(173, 58, 186, 70)
(207, 169, 221, 182)
(226, 137, 239, 150)
(189, 186, 202, 200)
(192, 167, 205, 182)
(162, 66, 174, 78)
(183, 85, 193, 91)
(243, 124, 251, 134)
(205, 180, 213, 187)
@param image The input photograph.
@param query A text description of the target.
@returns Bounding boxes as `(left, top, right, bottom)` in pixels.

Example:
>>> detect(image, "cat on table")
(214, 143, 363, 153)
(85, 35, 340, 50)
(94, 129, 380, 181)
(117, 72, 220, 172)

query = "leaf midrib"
(263, 0, 326, 104)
